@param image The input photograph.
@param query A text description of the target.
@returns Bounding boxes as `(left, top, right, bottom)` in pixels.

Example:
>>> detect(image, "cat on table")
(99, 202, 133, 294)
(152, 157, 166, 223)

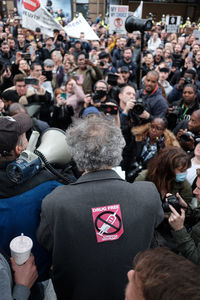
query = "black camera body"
(180, 131, 195, 143)
(162, 195, 181, 214)
(57, 34, 64, 42)
(170, 106, 182, 117)
(184, 77, 193, 85)
(126, 162, 143, 183)
(130, 98, 145, 116)
(90, 93, 101, 103)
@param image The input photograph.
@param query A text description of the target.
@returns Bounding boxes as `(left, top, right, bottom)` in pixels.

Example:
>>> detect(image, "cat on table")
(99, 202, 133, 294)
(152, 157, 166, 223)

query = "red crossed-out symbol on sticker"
(23, 0, 40, 12)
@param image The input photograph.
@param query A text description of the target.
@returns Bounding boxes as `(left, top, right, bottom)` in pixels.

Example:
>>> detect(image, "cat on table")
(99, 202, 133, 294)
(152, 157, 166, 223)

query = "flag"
(133, 1, 143, 18)
(22, 0, 64, 37)
(64, 15, 99, 41)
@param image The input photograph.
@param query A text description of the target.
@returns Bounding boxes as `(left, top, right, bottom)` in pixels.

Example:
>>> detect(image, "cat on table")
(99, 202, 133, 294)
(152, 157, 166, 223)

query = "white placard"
(109, 5, 129, 35)
(165, 15, 181, 33)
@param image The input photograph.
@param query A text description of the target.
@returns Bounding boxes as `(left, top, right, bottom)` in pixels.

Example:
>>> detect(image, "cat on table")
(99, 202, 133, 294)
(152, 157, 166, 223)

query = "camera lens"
(133, 104, 144, 115)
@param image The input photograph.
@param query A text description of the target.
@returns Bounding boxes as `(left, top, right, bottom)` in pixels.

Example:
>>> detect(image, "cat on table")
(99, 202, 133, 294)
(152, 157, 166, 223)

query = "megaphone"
(125, 16, 152, 33)
(6, 129, 72, 184)
(37, 128, 71, 165)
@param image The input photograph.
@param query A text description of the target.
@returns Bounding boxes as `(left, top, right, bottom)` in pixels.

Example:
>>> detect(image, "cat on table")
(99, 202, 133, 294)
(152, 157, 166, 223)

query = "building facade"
(121, 1, 200, 22)
(73, 0, 200, 23)
(0, 0, 14, 19)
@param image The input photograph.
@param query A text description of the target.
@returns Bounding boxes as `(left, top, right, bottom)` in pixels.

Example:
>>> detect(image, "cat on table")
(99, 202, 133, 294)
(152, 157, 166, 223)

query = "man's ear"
(14, 144, 23, 156)
(127, 269, 135, 282)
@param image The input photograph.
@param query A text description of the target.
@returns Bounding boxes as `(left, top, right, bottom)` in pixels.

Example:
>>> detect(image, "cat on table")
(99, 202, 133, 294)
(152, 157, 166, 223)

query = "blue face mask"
(175, 172, 187, 182)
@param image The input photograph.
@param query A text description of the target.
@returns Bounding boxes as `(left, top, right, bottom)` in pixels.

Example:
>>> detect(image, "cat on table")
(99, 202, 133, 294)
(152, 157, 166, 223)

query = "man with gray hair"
(37, 115, 164, 300)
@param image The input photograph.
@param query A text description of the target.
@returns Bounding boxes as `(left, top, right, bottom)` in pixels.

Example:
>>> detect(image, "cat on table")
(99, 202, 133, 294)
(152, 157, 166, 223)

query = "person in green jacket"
(169, 168, 200, 265)
(135, 146, 193, 204)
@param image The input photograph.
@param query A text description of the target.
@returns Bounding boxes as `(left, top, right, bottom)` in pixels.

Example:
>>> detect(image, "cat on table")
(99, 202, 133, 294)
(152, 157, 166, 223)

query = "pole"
(139, 31, 144, 90)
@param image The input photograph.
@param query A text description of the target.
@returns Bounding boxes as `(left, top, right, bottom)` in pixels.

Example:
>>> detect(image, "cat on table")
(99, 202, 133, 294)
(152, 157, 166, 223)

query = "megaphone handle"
(27, 131, 40, 152)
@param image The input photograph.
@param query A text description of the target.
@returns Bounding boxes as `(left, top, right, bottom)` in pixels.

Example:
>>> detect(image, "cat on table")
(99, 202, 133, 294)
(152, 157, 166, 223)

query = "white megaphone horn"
(6, 129, 72, 184)
(36, 128, 72, 165)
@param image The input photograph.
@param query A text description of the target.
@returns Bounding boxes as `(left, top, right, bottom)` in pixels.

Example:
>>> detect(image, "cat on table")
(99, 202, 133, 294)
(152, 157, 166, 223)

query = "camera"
(184, 77, 193, 85)
(162, 195, 181, 214)
(126, 162, 143, 183)
(125, 16, 153, 33)
(90, 93, 101, 104)
(99, 104, 119, 115)
(99, 61, 105, 67)
(170, 106, 181, 117)
(57, 34, 64, 42)
(132, 98, 145, 115)
(180, 131, 195, 143)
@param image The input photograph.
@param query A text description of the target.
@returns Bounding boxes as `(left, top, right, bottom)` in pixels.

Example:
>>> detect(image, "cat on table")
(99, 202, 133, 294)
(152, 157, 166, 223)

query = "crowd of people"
(1, 4, 200, 300)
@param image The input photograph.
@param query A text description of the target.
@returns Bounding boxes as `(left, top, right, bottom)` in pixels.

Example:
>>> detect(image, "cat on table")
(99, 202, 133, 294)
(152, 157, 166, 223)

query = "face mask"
(175, 172, 187, 182)
(95, 89, 107, 99)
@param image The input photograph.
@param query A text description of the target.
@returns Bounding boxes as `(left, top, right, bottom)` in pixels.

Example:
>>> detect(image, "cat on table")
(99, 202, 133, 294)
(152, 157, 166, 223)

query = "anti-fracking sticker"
(92, 204, 124, 243)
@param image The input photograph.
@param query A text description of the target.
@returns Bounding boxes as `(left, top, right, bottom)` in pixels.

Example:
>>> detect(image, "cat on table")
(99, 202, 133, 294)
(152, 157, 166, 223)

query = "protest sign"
(109, 5, 129, 35)
(166, 15, 181, 33)
(64, 15, 99, 40)
(193, 30, 200, 45)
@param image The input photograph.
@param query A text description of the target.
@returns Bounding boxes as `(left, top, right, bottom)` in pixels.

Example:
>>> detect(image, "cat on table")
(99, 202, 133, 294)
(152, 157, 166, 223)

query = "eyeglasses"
(150, 124, 164, 131)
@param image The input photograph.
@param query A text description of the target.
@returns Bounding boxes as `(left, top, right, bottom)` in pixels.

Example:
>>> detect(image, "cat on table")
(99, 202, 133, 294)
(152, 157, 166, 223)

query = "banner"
(133, 1, 143, 19)
(17, 0, 72, 22)
(64, 15, 99, 41)
(39, 0, 72, 22)
(22, 0, 64, 36)
(109, 5, 129, 35)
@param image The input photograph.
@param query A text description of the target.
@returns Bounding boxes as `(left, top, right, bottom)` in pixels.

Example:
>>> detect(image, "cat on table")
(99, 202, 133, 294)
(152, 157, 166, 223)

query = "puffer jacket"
(122, 122, 180, 174)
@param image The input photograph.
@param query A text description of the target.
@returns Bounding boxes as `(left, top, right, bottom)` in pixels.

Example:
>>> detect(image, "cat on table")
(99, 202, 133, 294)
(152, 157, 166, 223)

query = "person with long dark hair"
(135, 146, 192, 203)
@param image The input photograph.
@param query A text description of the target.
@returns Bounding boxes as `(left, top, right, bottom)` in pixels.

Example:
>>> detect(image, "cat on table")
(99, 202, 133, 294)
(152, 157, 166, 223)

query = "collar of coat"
(131, 122, 180, 148)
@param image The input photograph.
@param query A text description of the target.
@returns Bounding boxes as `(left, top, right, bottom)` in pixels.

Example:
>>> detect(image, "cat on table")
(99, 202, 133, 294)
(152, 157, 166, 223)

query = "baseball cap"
(120, 66, 129, 73)
(99, 51, 109, 59)
(35, 27, 41, 33)
(0, 113, 32, 155)
(82, 107, 100, 118)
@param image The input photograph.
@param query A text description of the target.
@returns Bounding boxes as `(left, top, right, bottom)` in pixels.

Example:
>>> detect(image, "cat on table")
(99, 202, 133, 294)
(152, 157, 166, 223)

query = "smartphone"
(25, 78, 39, 85)
(29, 45, 34, 55)
(21, 53, 31, 60)
(99, 104, 119, 115)
(61, 92, 66, 99)
(107, 73, 118, 86)
(42, 70, 53, 81)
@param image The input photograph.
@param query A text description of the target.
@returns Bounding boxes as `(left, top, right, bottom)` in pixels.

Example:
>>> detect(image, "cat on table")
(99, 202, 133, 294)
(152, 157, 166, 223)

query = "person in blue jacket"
(0, 113, 61, 281)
